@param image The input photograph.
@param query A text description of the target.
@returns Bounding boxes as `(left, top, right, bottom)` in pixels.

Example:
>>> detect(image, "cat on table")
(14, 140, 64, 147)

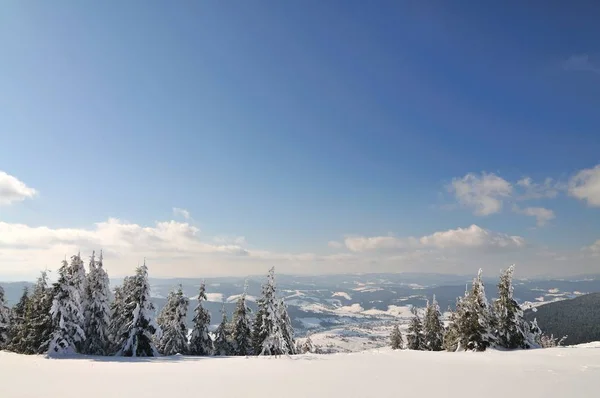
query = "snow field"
(2, 345, 599, 398)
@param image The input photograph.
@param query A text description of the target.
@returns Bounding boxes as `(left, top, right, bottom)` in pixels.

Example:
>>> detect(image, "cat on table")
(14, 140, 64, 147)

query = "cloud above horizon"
(0, 171, 38, 206)
(563, 54, 600, 75)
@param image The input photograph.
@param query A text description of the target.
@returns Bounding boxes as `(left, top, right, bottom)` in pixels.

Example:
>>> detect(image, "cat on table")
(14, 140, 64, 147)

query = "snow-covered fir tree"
(231, 284, 253, 356)
(251, 301, 266, 355)
(254, 267, 294, 356)
(22, 271, 54, 354)
(451, 269, 496, 351)
(443, 308, 460, 352)
(301, 334, 317, 353)
(406, 307, 425, 350)
(390, 324, 404, 350)
(157, 285, 189, 356)
(213, 304, 234, 356)
(423, 296, 445, 351)
(116, 262, 160, 357)
(48, 260, 86, 356)
(7, 287, 29, 353)
(0, 286, 11, 349)
(189, 282, 213, 356)
(493, 264, 530, 349)
(84, 251, 112, 355)
(278, 297, 296, 354)
(108, 277, 135, 354)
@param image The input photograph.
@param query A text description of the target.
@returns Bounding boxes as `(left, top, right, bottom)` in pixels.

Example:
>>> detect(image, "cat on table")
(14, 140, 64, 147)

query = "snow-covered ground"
(2, 344, 599, 398)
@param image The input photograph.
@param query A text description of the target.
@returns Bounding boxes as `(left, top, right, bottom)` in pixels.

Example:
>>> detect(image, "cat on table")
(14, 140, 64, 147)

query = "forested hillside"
(525, 293, 600, 345)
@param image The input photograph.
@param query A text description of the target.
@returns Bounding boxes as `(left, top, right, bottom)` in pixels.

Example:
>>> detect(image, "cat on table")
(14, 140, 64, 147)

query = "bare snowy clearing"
(2, 345, 599, 398)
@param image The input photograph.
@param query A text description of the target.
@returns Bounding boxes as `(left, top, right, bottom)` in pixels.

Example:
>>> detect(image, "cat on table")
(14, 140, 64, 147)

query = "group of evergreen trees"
(392, 265, 545, 352)
(0, 253, 295, 358)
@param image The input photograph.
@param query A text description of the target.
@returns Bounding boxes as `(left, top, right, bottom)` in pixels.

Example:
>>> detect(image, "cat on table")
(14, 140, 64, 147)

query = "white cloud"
(345, 225, 524, 253)
(328, 241, 343, 249)
(0, 171, 38, 206)
(568, 164, 600, 206)
(448, 172, 512, 216)
(583, 239, 600, 256)
(512, 205, 555, 227)
(172, 207, 191, 219)
(563, 54, 600, 75)
(419, 224, 525, 250)
(516, 177, 561, 200)
(344, 235, 418, 253)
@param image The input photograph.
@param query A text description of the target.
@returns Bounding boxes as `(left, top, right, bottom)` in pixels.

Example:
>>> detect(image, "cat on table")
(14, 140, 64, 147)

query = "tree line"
(390, 265, 563, 352)
(0, 252, 296, 357)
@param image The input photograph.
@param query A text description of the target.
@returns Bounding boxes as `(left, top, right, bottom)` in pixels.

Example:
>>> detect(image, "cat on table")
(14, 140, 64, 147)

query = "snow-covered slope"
(2, 346, 599, 397)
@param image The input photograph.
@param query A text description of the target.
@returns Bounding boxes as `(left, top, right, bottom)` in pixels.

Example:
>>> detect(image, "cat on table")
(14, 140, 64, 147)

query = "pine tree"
(453, 269, 496, 351)
(406, 307, 424, 350)
(213, 305, 233, 356)
(255, 267, 293, 356)
(7, 287, 29, 353)
(116, 262, 160, 357)
(48, 260, 86, 356)
(22, 271, 54, 354)
(494, 264, 530, 349)
(84, 251, 112, 355)
(189, 282, 213, 356)
(157, 285, 189, 356)
(231, 284, 253, 356)
(0, 286, 11, 349)
(390, 324, 404, 350)
(423, 296, 445, 351)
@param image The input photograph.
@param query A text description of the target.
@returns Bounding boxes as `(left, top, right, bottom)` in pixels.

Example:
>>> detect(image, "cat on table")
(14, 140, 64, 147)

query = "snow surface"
(2, 345, 599, 397)
(332, 291, 352, 300)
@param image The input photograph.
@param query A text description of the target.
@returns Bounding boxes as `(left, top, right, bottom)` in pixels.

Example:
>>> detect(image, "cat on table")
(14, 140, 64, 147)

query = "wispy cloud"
(563, 54, 600, 75)
(447, 172, 512, 216)
(0, 171, 38, 206)
(172, 207, 191, 220)
(568, 164, 600, 207)
(344, 225, 525, 253)
(512, 205, 555, 227)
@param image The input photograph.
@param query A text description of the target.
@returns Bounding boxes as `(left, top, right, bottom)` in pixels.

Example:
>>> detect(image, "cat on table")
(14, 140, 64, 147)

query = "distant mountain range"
(525, 292, 600, 346)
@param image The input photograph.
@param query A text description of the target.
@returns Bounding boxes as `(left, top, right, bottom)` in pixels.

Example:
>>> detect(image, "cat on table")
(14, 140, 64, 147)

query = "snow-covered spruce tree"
(116, 262, 160, 357)
(0, 286, 11, 349)
(48, 260, 86, 356)
(251, 299, 266, 355)
(108, 278, 134, 354)
(22, 271, 54, 354)
(423, 296, 445, 351)
(157, 285, 189, 356)
(255, 267, 294, 356)
(301, 334, 316, 353)
(213, 304, 234, 356)
(189, 282, 213, 356)
(493, 264, 530, 349)
(84, 251, 112, 355)
(390, 324, 404, 350)
(406, 306, 424, 350)
(278, 297, 296, 354)
(443, 306, 460, 352)
(7, 287, 29, 353)
(453, 269, 496, 351)
(69, 253, 87, 352)
(231, 285, 253, 356)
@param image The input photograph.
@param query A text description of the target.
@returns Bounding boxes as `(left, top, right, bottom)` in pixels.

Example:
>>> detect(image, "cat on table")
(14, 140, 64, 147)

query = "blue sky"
(1, 1, 599, 279)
